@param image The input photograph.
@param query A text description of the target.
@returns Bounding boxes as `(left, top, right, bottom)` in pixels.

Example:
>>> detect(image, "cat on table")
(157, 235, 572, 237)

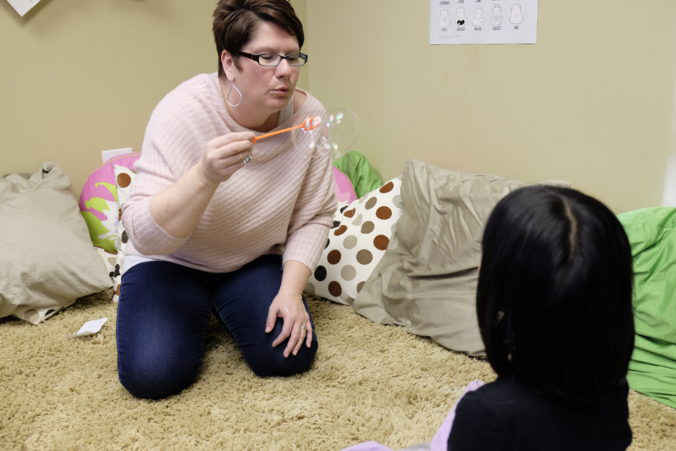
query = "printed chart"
(430, 0, 538, 44)
(5, 0, 41, 16)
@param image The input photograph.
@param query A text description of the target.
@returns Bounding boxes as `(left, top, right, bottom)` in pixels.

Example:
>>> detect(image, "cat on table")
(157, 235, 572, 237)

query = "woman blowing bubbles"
(116, 0, 336, 399)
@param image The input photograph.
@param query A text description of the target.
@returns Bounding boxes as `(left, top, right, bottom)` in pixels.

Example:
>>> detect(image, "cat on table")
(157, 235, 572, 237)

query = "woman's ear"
(221, 50, 235, 80)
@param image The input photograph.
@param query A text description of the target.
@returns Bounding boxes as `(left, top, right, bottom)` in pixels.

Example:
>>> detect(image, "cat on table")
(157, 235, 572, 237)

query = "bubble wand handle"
(249, 116, 321, 144)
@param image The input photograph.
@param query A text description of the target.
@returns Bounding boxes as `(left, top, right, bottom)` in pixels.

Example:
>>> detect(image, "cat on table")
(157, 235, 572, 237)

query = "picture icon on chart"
(510, 3, 524, 26)
(472, 8, 485, 29)
(456, 7, 466, 26)
(491, 4, 503, 28)
(440, 8, 451, 30)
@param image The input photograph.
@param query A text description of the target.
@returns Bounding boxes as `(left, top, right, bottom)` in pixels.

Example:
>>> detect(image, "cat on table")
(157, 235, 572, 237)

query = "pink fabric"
(79, 153, 139, 220)
(333, 166, 357, 203)
(429, 380, 485, 450)
(122, 73, 336, 273)
(341, 442, 393, 451)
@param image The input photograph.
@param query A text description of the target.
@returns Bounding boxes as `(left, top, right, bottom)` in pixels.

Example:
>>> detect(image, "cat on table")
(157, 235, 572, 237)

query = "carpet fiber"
(1, 291, 674, 450)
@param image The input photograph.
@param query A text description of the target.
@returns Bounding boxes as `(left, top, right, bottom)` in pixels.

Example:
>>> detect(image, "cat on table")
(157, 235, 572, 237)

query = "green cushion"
(619, 207, 676, 409)
(333, 150, 383, 198)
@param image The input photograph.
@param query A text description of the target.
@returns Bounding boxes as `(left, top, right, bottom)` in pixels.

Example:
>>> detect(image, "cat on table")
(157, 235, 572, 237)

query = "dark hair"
(477, 185, 634, 405)
(212, 0, 304, 77)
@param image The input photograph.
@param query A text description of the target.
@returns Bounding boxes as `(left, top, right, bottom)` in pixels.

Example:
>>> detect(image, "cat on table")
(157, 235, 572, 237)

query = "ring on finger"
(241, 154, 253, 166)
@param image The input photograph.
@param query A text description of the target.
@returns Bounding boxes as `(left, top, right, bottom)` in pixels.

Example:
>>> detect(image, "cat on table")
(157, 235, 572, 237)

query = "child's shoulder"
(457, 377, 544, 421)
(466, 378, 527, 402)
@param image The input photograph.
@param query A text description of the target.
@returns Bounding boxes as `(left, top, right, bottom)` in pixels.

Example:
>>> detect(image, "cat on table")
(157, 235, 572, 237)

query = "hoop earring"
(226, 82, 242, 108)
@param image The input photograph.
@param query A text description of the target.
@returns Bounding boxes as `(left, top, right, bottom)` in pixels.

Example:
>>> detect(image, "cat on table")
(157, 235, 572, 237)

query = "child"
(447, 186, 635, 450)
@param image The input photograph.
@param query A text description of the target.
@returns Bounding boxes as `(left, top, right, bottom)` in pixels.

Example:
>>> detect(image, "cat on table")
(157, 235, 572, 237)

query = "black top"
(447, 377, 632, 451)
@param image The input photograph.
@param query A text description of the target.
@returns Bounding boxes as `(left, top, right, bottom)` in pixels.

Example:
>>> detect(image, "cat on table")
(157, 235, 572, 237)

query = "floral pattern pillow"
(79, 153, 139, 253)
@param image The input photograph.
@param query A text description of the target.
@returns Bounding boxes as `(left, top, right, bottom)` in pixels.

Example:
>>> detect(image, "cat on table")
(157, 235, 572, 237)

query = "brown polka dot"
(334, 225, 348, 236)
(365, 197, 377, 209)
(325, 238, 330, 249)
(357, 281, 365, 293)
(329, 281, 342, 297)
(327, 250, 342, 265)
(361, 221, 375, 234)
(357, 249, 373, 265)
(121, 230, 128, 244)
(118, 208, 122, 221)
(117, 173, 131, 188)
(343, 208, 356, 218)
(379, 181, 394, 193)
(376, 206, 392, 220)
(374, 235, 389, 250)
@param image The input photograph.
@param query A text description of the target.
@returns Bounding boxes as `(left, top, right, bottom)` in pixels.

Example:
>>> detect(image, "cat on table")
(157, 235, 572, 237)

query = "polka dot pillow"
(305, 178, 402, 305)
(111, 164, 136, 302)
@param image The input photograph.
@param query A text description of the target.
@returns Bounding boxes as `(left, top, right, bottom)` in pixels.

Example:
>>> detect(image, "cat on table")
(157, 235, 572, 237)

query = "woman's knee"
(246, 338, 318, 378)
(115, 261, 210, 399)
(117, 350, 200, 399)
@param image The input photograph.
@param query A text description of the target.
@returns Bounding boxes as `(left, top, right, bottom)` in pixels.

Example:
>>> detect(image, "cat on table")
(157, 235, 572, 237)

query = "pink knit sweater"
(121, 73, 336, 273)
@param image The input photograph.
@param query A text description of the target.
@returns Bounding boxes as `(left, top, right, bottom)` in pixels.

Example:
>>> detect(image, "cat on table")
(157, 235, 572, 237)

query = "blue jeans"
(116, 254, 318, 399)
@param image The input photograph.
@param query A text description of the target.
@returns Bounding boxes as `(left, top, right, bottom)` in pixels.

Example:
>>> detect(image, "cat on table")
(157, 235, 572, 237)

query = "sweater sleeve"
(121, 101, 198, 256)
(283, 144, 337, 271)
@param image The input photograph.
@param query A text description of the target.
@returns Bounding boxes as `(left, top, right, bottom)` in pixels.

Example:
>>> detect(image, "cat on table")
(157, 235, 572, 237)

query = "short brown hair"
(213, 0, 304, 77)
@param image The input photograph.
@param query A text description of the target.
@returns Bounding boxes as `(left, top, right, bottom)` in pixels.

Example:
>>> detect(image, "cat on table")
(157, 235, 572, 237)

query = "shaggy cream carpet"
(1, 290, 674, 450)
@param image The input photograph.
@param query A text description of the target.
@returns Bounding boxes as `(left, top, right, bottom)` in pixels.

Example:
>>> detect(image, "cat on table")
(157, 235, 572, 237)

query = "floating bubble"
(292, 107, 359, 161)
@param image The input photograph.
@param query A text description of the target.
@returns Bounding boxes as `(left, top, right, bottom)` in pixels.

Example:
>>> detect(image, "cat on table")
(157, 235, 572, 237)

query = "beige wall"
(2, 0, 674, 213)
(305, 0, 676, 213)
(2, 0, 221, 196)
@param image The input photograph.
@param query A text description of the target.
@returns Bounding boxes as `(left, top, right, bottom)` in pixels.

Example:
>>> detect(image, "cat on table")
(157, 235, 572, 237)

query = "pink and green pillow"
(79, 153, 139, 253)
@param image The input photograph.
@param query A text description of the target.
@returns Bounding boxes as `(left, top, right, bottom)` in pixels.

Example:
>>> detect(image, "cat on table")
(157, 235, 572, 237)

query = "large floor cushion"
(1, 163, 112, 324)
(353, 160, 524, 355)
(619, 207, 676, 409)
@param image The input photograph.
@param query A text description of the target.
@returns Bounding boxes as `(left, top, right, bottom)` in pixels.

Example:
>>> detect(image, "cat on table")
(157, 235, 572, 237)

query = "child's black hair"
(477, 185, 634, 406)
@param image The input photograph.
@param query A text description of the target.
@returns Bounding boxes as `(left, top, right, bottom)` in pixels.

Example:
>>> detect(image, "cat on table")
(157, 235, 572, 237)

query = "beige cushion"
(0, 163, 112, 324)
(353, 160, 524, 355)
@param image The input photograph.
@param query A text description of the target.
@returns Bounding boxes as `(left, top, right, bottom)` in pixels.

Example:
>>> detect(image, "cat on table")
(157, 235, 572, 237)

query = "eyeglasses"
(237, 51, 308, 67)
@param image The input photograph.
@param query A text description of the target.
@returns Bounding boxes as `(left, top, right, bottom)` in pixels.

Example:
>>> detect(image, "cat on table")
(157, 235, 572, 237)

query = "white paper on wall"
(430, 0, 538, 45)
(6, 0, 41, 17)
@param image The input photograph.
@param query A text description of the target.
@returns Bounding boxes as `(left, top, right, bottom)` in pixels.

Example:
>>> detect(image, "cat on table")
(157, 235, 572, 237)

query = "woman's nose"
(275, 59, 292, 77)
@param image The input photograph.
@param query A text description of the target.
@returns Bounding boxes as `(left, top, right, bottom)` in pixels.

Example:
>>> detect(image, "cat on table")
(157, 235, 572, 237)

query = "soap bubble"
(292, 107, 359, 161)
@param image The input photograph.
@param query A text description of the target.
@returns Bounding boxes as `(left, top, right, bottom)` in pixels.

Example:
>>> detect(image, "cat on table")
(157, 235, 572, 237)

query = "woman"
(448, 186, 635, 450)
(116, 0, 336, 399)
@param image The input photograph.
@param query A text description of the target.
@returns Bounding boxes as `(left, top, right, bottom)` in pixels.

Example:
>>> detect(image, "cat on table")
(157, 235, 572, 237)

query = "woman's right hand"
(198, 131, 256, 184)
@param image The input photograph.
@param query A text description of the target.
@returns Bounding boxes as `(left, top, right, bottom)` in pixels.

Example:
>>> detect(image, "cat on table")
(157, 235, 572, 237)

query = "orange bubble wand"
(249, 115, 322, 144)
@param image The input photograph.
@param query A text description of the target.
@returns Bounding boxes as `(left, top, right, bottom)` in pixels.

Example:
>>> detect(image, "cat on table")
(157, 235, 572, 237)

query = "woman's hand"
(265, 291, 313, 358)
(198, 131, 255, 184)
